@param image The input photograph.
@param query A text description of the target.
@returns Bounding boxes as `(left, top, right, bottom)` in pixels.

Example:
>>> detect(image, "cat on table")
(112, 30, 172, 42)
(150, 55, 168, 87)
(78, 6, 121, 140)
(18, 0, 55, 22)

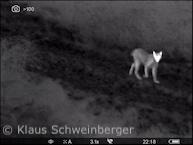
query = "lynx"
(129, 48, 162, 84)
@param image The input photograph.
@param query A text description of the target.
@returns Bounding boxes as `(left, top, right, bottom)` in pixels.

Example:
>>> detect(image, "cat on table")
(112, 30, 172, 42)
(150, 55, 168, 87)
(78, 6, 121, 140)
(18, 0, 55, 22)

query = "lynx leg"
(129, 63, 135, 75)
(143, 65, 149, 78)
(152, 67, 159, 84)
(134, 61, 142, 80)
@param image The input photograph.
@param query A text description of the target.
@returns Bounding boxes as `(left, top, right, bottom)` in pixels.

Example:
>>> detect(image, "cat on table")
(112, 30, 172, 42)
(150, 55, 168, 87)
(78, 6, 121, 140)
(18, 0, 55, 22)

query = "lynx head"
(153, 51, 162, 62)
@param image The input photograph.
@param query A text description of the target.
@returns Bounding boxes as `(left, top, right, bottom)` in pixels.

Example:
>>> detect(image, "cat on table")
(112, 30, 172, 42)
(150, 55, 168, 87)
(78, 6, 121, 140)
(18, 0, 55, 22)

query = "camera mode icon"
(11, 5, 20, 13)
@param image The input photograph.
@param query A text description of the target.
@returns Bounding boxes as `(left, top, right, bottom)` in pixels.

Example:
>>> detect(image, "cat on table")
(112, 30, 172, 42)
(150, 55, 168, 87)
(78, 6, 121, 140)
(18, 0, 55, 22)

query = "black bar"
(0, 138, 192, 144)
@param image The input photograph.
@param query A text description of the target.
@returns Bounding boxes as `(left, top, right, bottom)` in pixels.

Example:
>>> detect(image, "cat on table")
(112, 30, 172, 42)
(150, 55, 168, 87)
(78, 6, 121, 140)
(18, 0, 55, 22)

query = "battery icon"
(168, 139, 180, 144)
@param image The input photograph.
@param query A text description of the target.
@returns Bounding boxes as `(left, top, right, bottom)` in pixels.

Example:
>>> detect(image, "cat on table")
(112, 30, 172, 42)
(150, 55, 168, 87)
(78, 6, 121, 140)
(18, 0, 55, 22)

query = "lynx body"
(129, 48, 162, 84)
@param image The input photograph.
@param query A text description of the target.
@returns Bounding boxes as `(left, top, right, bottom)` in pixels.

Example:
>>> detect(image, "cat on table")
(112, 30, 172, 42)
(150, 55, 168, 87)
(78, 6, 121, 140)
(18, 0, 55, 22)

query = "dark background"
(1, 1, 192, 138)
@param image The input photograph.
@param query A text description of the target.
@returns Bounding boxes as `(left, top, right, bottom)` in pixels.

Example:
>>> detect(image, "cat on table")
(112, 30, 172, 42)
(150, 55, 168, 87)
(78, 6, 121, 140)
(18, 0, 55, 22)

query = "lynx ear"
(160, 51, 163, 56)
(153, 51, 157, 59)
